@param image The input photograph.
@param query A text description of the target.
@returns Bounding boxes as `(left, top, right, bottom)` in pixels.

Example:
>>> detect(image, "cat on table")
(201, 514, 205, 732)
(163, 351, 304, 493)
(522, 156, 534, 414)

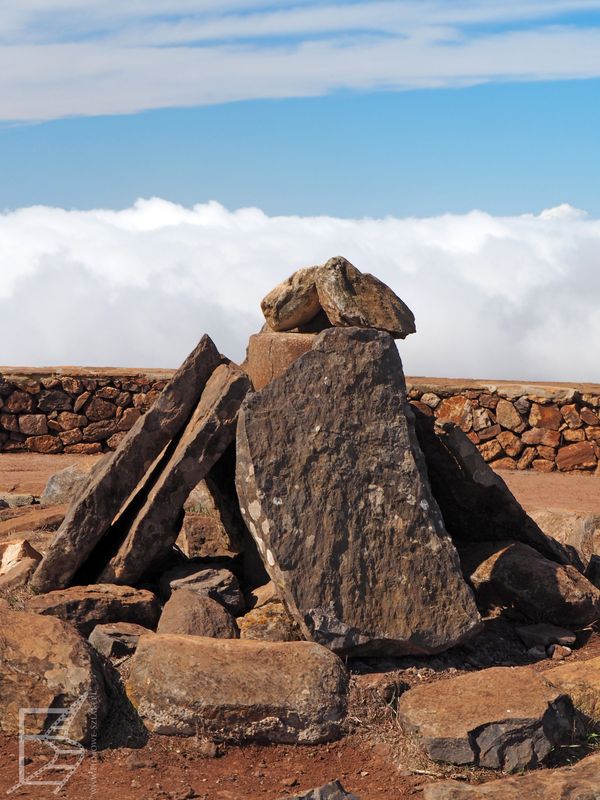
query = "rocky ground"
(1, 454, 599, 800)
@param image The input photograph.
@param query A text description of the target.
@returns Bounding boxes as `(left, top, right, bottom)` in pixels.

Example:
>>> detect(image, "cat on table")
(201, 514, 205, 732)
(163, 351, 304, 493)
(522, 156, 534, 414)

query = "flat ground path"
(0, 453, 598, 514)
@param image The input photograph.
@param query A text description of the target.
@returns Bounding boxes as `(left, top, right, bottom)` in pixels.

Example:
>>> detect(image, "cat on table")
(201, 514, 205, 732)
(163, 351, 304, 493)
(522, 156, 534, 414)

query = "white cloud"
(1, 197, 599, 383)
(1, 1, 600, 119)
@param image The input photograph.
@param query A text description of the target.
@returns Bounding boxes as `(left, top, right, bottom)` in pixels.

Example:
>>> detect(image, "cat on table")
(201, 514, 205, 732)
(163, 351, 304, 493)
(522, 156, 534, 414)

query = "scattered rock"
(528, 509, 599, 574)
(0, 607, 107, 743)
(0, 492, 35, 508)
(157, 590, 239, 638)
(88, 621, 153, 658)
(280, 782, 359, 800)
(397, 666, 576, 772)
(238, 601, 302, 642)
(159, 563, 245, 615)
(26, 583, 160, 636)
(423, 751, 600, 799)
(236, 327, 480, 656)
(461, 540, 600, 627)
(40, 464, 91, 507)
(0, 538, 41, 574)
(126, 635, 348, 742)
(261, 266, 321, 331)
(315, 256, 416, 338)
(548, 644, 571, 660)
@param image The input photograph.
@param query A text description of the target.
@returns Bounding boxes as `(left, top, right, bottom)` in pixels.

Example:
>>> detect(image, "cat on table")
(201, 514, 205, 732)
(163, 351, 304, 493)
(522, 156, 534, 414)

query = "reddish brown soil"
(499, 469, 600, 514)
(0, 453, 101, 496)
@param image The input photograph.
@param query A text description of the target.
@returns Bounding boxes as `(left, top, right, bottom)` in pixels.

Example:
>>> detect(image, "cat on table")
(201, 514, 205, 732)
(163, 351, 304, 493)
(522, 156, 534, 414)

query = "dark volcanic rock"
(236, 327, 480, 656)
(100, 363, 250, 584)
(31, 335, 222, 592)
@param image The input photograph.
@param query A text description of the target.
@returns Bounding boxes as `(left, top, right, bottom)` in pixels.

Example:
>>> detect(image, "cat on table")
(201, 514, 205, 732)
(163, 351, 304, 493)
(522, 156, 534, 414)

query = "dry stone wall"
(1, 368, 599, 471)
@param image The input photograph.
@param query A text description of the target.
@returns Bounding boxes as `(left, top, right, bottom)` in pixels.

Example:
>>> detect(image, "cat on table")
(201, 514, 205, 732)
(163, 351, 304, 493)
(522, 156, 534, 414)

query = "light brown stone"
(18, 414, 48, 435)
(436, 396, 473, 432)
(581, 406, 600, 426)
(117, 407, 141, 430)
(5, 390, 34, 413)
(315, 256, 416, 339)
(556, 441, 597, 471)
(0, 538, 41, 575)
(64, 442, 102, 454)
(496, 430, 523, 458)
(545, 655, 600, 720)
(261, 265, 322, 331)
(478, 439, 503, 462)
(529, 403, 562, 430)
(517, 447, 537, 470)
(492, 457, 516, 470)
(31, 335, 222, 593)
(238, 601, 302, 642)
(157, 590, 239, 638)
(56, 411, 87, 430)
(26, 434, 62, 454)
(560, 403, 582, 429)
(529, 509, 599, 573)
(522, 427, 561, 447)
(478, 423, 501, 441)
(495, 399, 522, 431)
(243, 331, 316, 391)
(532, 458, 555, 472)
(563, 428, 585, 442)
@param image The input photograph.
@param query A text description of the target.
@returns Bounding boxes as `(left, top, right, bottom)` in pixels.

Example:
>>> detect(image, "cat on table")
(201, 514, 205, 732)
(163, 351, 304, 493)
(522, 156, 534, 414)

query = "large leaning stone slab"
(0, 607, 107, 744)
(261, 265, 321, 331)
(423, 751, 600, 799)
(26, 583, 160, 636)
(315, 256, 416, 338)
(126, 634, 348, 742)
(31, 335, 222, 592)
(100, 363, 250, 584)
(236, 327, 480, 656)
(461, 540, 600, 627)
(397, 666, 576, 773)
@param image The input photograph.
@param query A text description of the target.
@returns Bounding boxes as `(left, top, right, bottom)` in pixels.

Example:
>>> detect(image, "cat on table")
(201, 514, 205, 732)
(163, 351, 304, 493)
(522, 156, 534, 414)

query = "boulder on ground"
(461, 540, 600, 627)
(88, 621, 153, 658)
(26, 583, 160, 636)
(281, 781, 359, 800)
(0, 538, 41, 574)
(100, 363, 250, 584)
(261, 265, 321, 331)
(423, 751, 600, 799)
(528, 509, 600, 574)
(315, 257, 416, 338)
(31, 334, 222, 593)
(238, 601, 301, 642)
(0, 607, 107, 744)
(0, 557, 39, 592)
(397, 666, 576, 772)
(159, 562, 245, 614)
(157, 590, 239, 638)
(236, 327, 480, 656)
(545, 655, 600, 721)
(0, 492, 35, 508)
(243, 332, 316, 391)
(126, 634, 348, 743)
(515, 623, 576, 650)
(40, 464, 91, 507)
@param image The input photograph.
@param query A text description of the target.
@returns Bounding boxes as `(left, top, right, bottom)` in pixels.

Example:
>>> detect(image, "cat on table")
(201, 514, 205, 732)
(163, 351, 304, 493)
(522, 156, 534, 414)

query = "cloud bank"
(2, 1, 600, 120)
(1, 198, 599, 383)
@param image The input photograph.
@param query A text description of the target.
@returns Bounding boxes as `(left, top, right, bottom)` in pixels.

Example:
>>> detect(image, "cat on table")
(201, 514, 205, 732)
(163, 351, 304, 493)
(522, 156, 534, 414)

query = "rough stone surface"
(546, 655, 600, 720)
(281, 782, 359, 800)
(159, 563, 245, 615)
(0, 607, 107, 743)
(26, 583, 160, 636)
(462, 540, 600, 627)
(101, 363, 250, 584)
(243, 332, 316, 391)
(495, 400, 523, 431)
(261, 266, 321, 331)
(398, 666, 576, 772)
(40, 463, 91, 507)
(0, 557, 39, 592)
(424, 752, 600, 799)
(157, 590, 239, 638)
(126, 634, 348, 742)
(528, 509, 600, 573)
(315, 256, 416, 339)
(516, 623, 576, 650)
(0, 538, 41, 574)
(236, 327, 480, 656)
(31, 335, 222, 592)
(556, 441, 597, 471)
(88, 621, 152, 658)
(0, 492, 35, 508)
(238, 601, 302, 642)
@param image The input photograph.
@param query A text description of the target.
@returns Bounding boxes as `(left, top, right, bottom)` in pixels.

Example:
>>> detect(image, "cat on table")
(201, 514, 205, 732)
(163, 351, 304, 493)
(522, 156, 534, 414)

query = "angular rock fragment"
(424, 752, 600, 799)
(159, 563, 245, 615)
(261, 265, 321, 331)
(0, 557, 39, 592)
(236, 327, 480, 656)
(0, 538, 41, 574)
(126, 635, 348, 742)
(515, 623, 576, 651)
(281, 781, 359, 800)
(88, 621, 153, 658)
(461, 540, 600, 627)
(397, 666, 576, 772)
(26, 583, 160, 636)
(545, 655, 600, 720)
(157, 590, 239, 638)
(100, 363, 250, 584)
(40, 463, 91, 507)
(528, 509, 600, 573)
(31, 335, 222, 592)
(0, 607, 107, 743)
(243, 332, 316, 391)
(238, 601, 302, 642)
(315, 257, 416, 338)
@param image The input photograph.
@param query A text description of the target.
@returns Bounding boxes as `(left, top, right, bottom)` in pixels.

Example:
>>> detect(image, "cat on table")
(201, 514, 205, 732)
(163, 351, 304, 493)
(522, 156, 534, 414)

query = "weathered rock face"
(238, 601, 302, 642)
(40, 463, 91, 507)
(126, 635, 348, 743)
(423, 752, 600, 799)
(0, 556, 39, 592)
(461, 540, 600, 627)
(236, 327, 480, 656)
(88, 621, 152, 658)
(26, 583, 160, 636)
(412, 413, 575, 566)
(261, 266, 321, 331)
(515, 623, 576, 650)
(31, 335, 222, 592)
(315, 257, 416, 339)
(0, 608, 107, 743)
(545, 655, 600, 720)
(157, 590, 239, 638)
(282, 782, 359, 800)
(0, 538, 41, 574)
(397, 666, 576, 772)
(528, 509, 600, 573)
(100, 363, 250, 584)
(159, 563, 245, 615)
(243, 332, 316, 391)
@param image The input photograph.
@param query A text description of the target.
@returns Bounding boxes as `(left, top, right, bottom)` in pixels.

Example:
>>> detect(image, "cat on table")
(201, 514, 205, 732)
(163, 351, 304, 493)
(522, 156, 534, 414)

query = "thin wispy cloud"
(1, 198, 598, 383)
(1, 1, 600, 120)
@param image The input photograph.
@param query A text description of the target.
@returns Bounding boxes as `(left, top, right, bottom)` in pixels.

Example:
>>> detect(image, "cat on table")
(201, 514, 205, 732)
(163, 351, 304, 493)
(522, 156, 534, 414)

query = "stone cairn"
(2, 256, 600, 799)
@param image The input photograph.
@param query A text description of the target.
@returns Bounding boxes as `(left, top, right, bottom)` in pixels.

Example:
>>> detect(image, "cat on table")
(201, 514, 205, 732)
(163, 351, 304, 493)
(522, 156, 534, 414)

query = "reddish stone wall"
(1, 368, 599, 471)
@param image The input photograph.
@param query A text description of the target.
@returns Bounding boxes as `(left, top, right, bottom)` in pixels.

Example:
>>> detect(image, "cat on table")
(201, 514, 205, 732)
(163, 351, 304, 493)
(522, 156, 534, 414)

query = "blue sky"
(1, 1, 600, 215)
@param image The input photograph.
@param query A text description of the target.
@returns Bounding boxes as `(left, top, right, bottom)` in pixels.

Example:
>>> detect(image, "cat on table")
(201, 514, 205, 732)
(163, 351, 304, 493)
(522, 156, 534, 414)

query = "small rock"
(159, 564, 245, 615)
(516, 623, 576, 650)
(281, 781, 359, 800)
(0, 493, 35, 508)
(89, 622, 153, 658)
(261, 266, 322, 331)
(548, 644, 572, 660)
(40, 464, 90, 507)
(157, 590, 239, 638)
